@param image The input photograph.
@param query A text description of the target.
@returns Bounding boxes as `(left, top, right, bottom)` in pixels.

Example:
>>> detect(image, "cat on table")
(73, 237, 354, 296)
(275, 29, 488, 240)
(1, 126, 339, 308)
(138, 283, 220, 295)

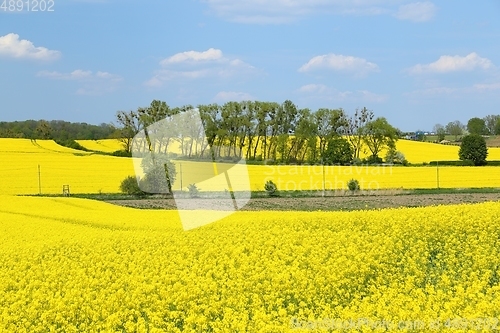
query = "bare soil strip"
(108, 193, 500, 211)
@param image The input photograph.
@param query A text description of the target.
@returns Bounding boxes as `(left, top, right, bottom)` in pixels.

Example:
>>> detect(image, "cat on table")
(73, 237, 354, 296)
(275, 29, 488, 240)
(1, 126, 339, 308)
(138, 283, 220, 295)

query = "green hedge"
(55, 139, 91, 152)
(429, 160, 500, 166)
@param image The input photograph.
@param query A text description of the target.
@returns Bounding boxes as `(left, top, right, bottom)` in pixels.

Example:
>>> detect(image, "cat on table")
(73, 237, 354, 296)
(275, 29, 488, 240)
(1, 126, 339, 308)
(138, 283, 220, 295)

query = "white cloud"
(299, 54, 379, 76)
(147, 48, 259, 87)
(297, 83, 330, 94)
(95, 71, 122, 81)
(297, 84, 388, 103)
(145, 70, 210, 86)
(160, 48, 223, 65)
(37, 69, 122, 81)
(202, 0, 436, 24)
(213, 91, 255, 103)
(406, 86, 457, 98)
(359, 90, 390, 103)
(394, 2, 436, 22)
(0, 33, 61, 61)
(37, 70, 92, 80)
(407, 52, 494, 74)
(37, 69, 122, 95)
(406, 82, 500, 99)
(473, 82, 500, 91)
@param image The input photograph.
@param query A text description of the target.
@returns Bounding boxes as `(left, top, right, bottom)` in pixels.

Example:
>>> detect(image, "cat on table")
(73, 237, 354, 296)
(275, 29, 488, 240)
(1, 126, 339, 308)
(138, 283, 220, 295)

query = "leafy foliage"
(187, 183, 200, 198)
(119, 176, 144, 195)
(54, 139, 91, 152)
(139, 158, 177, 194)
(0, 120, 115, 140)
(347, 179, 360, 192)
(340, 107, 374, 159)
(459, 134, 488, 166)
(436, 128, 446, 142)
(484, 115, 500, 135)
(467, 117, 487, 135)
(322, 137, 353, 164)
(385, 148, 408, 165)
(264, 180, 278, 196)
(446, 120, 464, 140)
(362, 117, 399, 159)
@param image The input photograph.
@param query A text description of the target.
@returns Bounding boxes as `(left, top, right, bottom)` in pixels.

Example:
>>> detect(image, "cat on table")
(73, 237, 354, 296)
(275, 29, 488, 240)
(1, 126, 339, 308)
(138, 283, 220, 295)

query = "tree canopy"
(459, 134, 488, 166)
(467, 117, 487, 135)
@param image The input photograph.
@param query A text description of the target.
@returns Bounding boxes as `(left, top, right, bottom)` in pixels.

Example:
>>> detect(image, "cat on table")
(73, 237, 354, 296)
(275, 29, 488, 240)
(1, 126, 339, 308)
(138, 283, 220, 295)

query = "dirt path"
(107, 193, 500, 211)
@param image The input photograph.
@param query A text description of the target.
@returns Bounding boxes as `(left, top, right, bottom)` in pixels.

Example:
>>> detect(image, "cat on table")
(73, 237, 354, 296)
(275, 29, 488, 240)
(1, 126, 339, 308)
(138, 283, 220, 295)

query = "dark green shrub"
(112, 150, 132, 157)
(187, 183, 200, 198)
(55, 139, 90, 151)
(120, 176, 144, 195)
(364, 155, 383, 164)
(264, 180, 278, 196)
(322, 137, 353, 164)
(352, 158, 363, 166)
(347, 179, 360, 192)
(459, 134, 488, 166)
(430, 160, 475, 166)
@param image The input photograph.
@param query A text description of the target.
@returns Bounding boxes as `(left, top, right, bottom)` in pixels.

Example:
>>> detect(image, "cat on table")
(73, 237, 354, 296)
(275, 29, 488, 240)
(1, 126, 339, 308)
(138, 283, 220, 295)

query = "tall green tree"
(459, 134, 488, 166)
(467, 117, 487, 135)
(289, 108, 317, 163)
(341, 107, 374, 159)
(483, 115, 500, 135)
(276, 100, 299, 163)
(315, 108, 344, 160)
(322, 137, 353, 164)
(433, 124, 446, 141)
(362, 117, 398, 159)
(198, 103, 221, 159)
(446, 120, 464, 141)
(495, 118, 500, 135)
(35, 120, 52, 139)
(116, 110, 142, 153)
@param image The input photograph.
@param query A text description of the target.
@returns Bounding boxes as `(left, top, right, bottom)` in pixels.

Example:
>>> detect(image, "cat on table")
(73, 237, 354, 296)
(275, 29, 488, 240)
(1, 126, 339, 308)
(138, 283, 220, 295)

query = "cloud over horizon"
(407, 52, 494, 74)
(297, 83, 388, 103)
(0, 33, 61, 61)
(299, 54, 379, 77)
(213, 91, 255, 103)
(37, 69, 122, 95)
(146, 48, 259, 87)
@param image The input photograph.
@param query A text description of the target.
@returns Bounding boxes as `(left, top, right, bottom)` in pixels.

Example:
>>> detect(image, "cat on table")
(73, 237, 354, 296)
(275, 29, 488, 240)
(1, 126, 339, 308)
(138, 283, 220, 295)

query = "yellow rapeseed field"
(2, 138, 500, 195)
(76, 139, 125, 153)
(77, 137, 500, 164)
(178, 162, 500, 191)
(0, 139, 134, 194)
(361, 139, 500, 164)
(1, 195, 500, 332)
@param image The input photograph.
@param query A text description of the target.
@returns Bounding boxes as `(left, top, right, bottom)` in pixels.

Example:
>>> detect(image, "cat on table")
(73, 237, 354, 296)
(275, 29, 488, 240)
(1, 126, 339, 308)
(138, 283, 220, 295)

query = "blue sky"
(1, 0, 499, 131)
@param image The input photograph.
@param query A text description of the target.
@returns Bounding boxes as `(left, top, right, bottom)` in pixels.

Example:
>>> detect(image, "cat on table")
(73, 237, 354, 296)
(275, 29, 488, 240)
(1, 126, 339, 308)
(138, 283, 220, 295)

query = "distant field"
(75, 139, 124, 153)
(0, 139, 134, 194)
(77, 137, 500, 165)
(425, 135, 500, 147)
(2, 138, 500, 195)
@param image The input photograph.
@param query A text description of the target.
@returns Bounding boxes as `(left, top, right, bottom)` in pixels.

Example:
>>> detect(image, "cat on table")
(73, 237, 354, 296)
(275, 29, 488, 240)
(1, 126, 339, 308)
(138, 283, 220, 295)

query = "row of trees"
(0, 120, 116, 141)
(432, 115, 500, 141)
(116, 100, 401, 165)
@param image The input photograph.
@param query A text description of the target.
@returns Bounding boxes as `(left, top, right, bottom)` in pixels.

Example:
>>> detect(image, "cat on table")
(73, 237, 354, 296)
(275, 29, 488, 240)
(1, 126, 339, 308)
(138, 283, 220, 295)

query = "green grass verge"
(21, 187, 500, 201)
